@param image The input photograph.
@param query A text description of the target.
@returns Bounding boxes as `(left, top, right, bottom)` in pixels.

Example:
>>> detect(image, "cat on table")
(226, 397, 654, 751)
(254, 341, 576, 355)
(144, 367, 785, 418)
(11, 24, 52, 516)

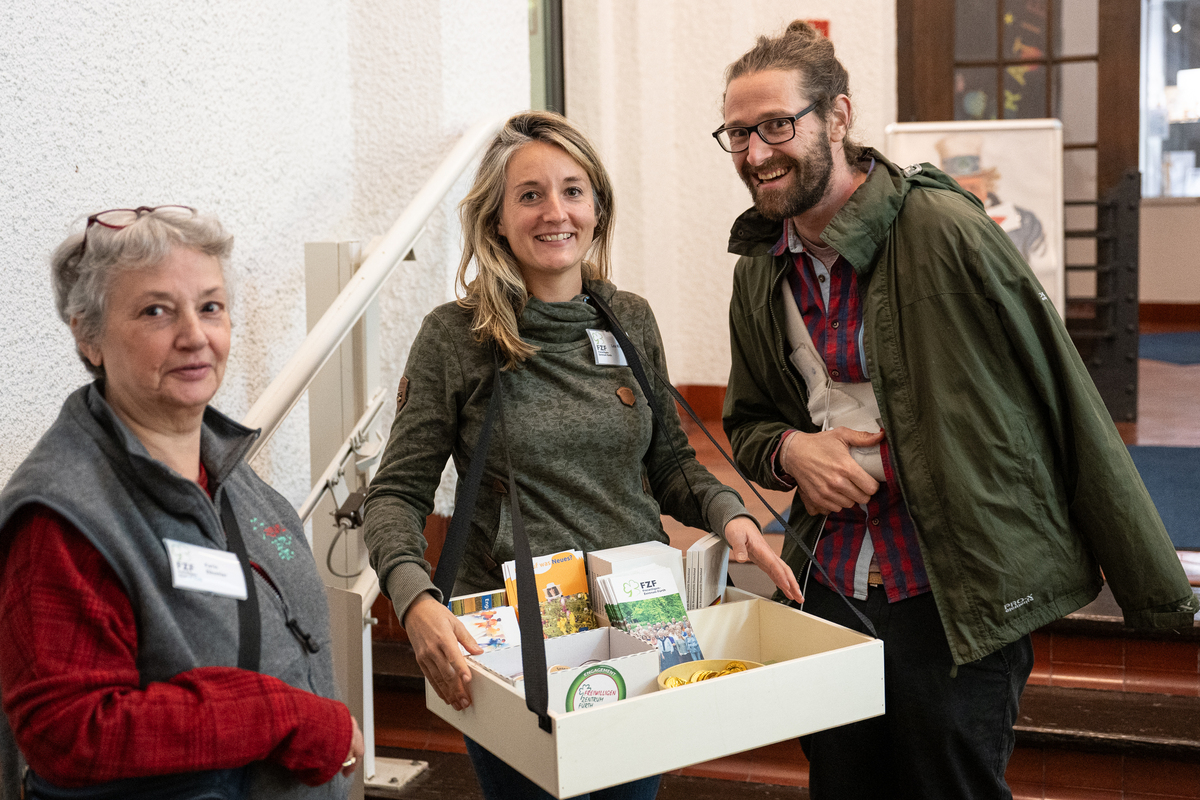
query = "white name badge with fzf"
(163, 538, 248, 599)
(586, 328, 628, 366)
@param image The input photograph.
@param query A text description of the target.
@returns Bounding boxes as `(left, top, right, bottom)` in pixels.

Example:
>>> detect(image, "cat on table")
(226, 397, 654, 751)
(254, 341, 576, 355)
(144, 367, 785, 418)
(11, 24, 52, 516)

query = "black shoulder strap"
(491, 353, 552, 732)
(585, 288, 878, 640)
(432, 387, 500, 602)
(220, 493, 262, 672)
(432, 356, 553, 733)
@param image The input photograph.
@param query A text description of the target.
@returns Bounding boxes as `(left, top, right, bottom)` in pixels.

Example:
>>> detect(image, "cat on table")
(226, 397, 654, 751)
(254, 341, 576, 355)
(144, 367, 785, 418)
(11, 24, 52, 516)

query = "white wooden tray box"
(426, 591, 884, 798)
(469, 626, 661, 714)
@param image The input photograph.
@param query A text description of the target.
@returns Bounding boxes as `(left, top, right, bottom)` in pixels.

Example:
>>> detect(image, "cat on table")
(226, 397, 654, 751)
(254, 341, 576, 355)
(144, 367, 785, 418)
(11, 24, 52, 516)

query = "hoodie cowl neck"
(518, 279, 619, 349)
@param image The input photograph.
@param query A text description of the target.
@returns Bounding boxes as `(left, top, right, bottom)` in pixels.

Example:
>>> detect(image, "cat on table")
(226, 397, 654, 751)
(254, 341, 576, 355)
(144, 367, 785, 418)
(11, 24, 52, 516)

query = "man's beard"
(741, 133, 834, 221)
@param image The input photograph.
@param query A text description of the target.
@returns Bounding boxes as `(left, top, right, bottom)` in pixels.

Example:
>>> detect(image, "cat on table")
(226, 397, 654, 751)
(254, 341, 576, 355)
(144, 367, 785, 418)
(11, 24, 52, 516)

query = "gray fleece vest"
(0, 384, 347, 799)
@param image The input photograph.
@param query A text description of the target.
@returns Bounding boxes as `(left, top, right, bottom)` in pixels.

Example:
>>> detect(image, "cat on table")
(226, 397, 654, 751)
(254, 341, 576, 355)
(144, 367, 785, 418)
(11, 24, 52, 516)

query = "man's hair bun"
(785, 20, 819, 37)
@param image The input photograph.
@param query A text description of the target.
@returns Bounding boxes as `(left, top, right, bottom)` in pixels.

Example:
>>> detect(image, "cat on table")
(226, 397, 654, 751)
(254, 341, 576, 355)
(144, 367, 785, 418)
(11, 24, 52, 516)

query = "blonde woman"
(364, 112, 800, 800)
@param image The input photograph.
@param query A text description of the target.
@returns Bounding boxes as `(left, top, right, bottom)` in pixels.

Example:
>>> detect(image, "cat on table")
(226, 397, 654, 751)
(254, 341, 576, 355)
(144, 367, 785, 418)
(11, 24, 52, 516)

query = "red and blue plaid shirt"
(773, 223, 930, 603)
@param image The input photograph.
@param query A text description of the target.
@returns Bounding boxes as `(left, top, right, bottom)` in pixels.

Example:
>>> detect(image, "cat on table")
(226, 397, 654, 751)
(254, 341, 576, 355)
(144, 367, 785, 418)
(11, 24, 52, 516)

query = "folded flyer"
(586, 540, 688, 617)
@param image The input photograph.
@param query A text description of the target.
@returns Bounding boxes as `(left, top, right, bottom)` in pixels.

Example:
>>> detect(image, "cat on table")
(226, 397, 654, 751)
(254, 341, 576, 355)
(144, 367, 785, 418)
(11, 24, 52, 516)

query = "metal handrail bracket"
(297, 387, 388, 527)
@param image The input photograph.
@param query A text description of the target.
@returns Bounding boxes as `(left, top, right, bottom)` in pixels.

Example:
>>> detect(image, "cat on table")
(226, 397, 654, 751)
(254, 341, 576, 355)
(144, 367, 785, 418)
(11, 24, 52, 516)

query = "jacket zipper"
(250, 562, 321, 654)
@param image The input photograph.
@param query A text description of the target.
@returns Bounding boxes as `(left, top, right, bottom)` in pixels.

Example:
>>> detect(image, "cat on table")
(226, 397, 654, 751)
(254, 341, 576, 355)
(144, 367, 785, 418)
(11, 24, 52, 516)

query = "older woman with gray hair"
(0, 206, 362, 799)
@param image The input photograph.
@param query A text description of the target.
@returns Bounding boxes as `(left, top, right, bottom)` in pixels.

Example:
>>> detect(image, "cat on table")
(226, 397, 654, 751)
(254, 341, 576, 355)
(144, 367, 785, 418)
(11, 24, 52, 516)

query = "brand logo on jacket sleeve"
(1004, 594, 1034, 613)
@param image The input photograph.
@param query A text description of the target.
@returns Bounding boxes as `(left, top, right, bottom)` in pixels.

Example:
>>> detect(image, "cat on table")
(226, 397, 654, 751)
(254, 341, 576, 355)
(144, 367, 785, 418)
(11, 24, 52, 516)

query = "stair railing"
(237, 114, 504, 792)
(242, 114, 504, 461)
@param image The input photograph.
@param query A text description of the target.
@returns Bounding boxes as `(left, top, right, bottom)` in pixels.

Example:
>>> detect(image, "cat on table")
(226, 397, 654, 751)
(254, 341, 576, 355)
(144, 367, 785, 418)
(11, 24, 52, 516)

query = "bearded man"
(715, 20, 1197, 800)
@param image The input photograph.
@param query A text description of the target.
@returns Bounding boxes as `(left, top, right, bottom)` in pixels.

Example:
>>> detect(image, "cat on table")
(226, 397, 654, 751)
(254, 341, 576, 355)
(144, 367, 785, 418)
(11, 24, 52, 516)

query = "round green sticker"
(565, 664, 626, 711)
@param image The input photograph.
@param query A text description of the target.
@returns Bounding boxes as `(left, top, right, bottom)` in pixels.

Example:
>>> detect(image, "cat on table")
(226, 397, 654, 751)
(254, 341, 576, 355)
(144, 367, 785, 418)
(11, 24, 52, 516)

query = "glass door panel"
(957, 0, 1000, 59)
(956, 67, 1000, 119)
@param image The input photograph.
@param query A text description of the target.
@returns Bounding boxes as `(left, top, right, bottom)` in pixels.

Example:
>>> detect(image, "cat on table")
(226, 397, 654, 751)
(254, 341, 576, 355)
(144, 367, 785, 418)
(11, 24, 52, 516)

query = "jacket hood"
(728, 148, 986, 276)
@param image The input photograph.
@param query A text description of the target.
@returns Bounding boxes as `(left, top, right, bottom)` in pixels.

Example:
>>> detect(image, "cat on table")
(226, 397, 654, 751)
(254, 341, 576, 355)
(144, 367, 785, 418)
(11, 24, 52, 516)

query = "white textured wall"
(564, 0, 896, 384)
(0, 0, 529, 501)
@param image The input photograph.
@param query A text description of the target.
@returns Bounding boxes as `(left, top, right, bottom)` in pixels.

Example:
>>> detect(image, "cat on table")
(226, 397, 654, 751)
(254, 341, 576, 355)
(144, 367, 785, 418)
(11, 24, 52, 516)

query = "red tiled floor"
(1033, 633, 1200, 697)
(1124, 756, 1200, 797)
(740, 759, 808, 788)
(1030, 632, 1054, 684)
(1009, 780, 1046, 799)
(1051, 635, 1126, 667)
(1032, 632, 1053, 662)
(1049, 663, 1125, 691)
(1126, 639, 1200, 674)
(675, 754, 753, 782)
(1007, 748, 1047, 784)
(1123, 669, 1200, 697)
(672, 739, 808, 785)
(374, 688, 468, 753)
(1042, 750, 1123, 790)
(1027, 672, 1054, 688)
(1042, 788, 1122, 800)
(1028, 669, 1053, 686)
(742, 740, 808, 786)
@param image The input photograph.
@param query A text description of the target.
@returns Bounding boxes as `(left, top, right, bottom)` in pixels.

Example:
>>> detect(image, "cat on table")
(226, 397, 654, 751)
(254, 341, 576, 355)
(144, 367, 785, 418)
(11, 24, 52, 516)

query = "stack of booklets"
(502, 549, 598, 639)
(586, 540, 688, 621)
(686, 533, 730, 610)
(594, 564, 704, 671)
(449, 588, 508, 617)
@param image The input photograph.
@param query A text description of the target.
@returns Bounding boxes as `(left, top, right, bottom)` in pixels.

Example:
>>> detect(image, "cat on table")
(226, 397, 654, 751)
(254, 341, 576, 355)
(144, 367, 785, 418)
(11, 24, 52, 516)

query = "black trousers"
(799, 582, 1033, 800)
(464, 737, 661, 800)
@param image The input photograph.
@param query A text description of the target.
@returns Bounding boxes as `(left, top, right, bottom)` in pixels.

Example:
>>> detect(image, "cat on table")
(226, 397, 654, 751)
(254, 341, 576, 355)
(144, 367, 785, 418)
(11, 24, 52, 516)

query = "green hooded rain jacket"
(723, 149, 1197, 664)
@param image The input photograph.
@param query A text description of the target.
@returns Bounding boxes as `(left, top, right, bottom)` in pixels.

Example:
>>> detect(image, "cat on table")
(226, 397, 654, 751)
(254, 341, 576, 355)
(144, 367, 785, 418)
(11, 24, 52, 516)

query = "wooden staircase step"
(1017, 684, 1200, 761)
(372, 638, 424, 692)
(1028, 583, 1200, 698)
(1043, 583, 1200, 641)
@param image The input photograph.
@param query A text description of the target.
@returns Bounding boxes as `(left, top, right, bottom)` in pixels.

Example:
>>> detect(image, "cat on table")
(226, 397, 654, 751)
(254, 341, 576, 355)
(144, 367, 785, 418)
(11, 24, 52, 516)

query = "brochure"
(502, 549, 598, 638)
(586, 540, 688, 619)
(457, 605, 521, 653)
(686, 533, 730, 610)
(595, 564, 703, 671)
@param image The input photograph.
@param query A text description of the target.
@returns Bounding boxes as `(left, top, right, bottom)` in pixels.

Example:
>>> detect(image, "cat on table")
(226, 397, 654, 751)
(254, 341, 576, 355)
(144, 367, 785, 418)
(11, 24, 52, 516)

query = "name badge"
(586, 329, 628, 366)
(163, 538, 248, 600)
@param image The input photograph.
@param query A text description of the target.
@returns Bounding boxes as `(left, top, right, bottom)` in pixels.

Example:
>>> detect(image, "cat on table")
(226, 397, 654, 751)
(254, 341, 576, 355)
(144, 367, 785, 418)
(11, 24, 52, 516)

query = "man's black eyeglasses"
(78, 205, 196, 256)
(712, 100, 821, 153)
